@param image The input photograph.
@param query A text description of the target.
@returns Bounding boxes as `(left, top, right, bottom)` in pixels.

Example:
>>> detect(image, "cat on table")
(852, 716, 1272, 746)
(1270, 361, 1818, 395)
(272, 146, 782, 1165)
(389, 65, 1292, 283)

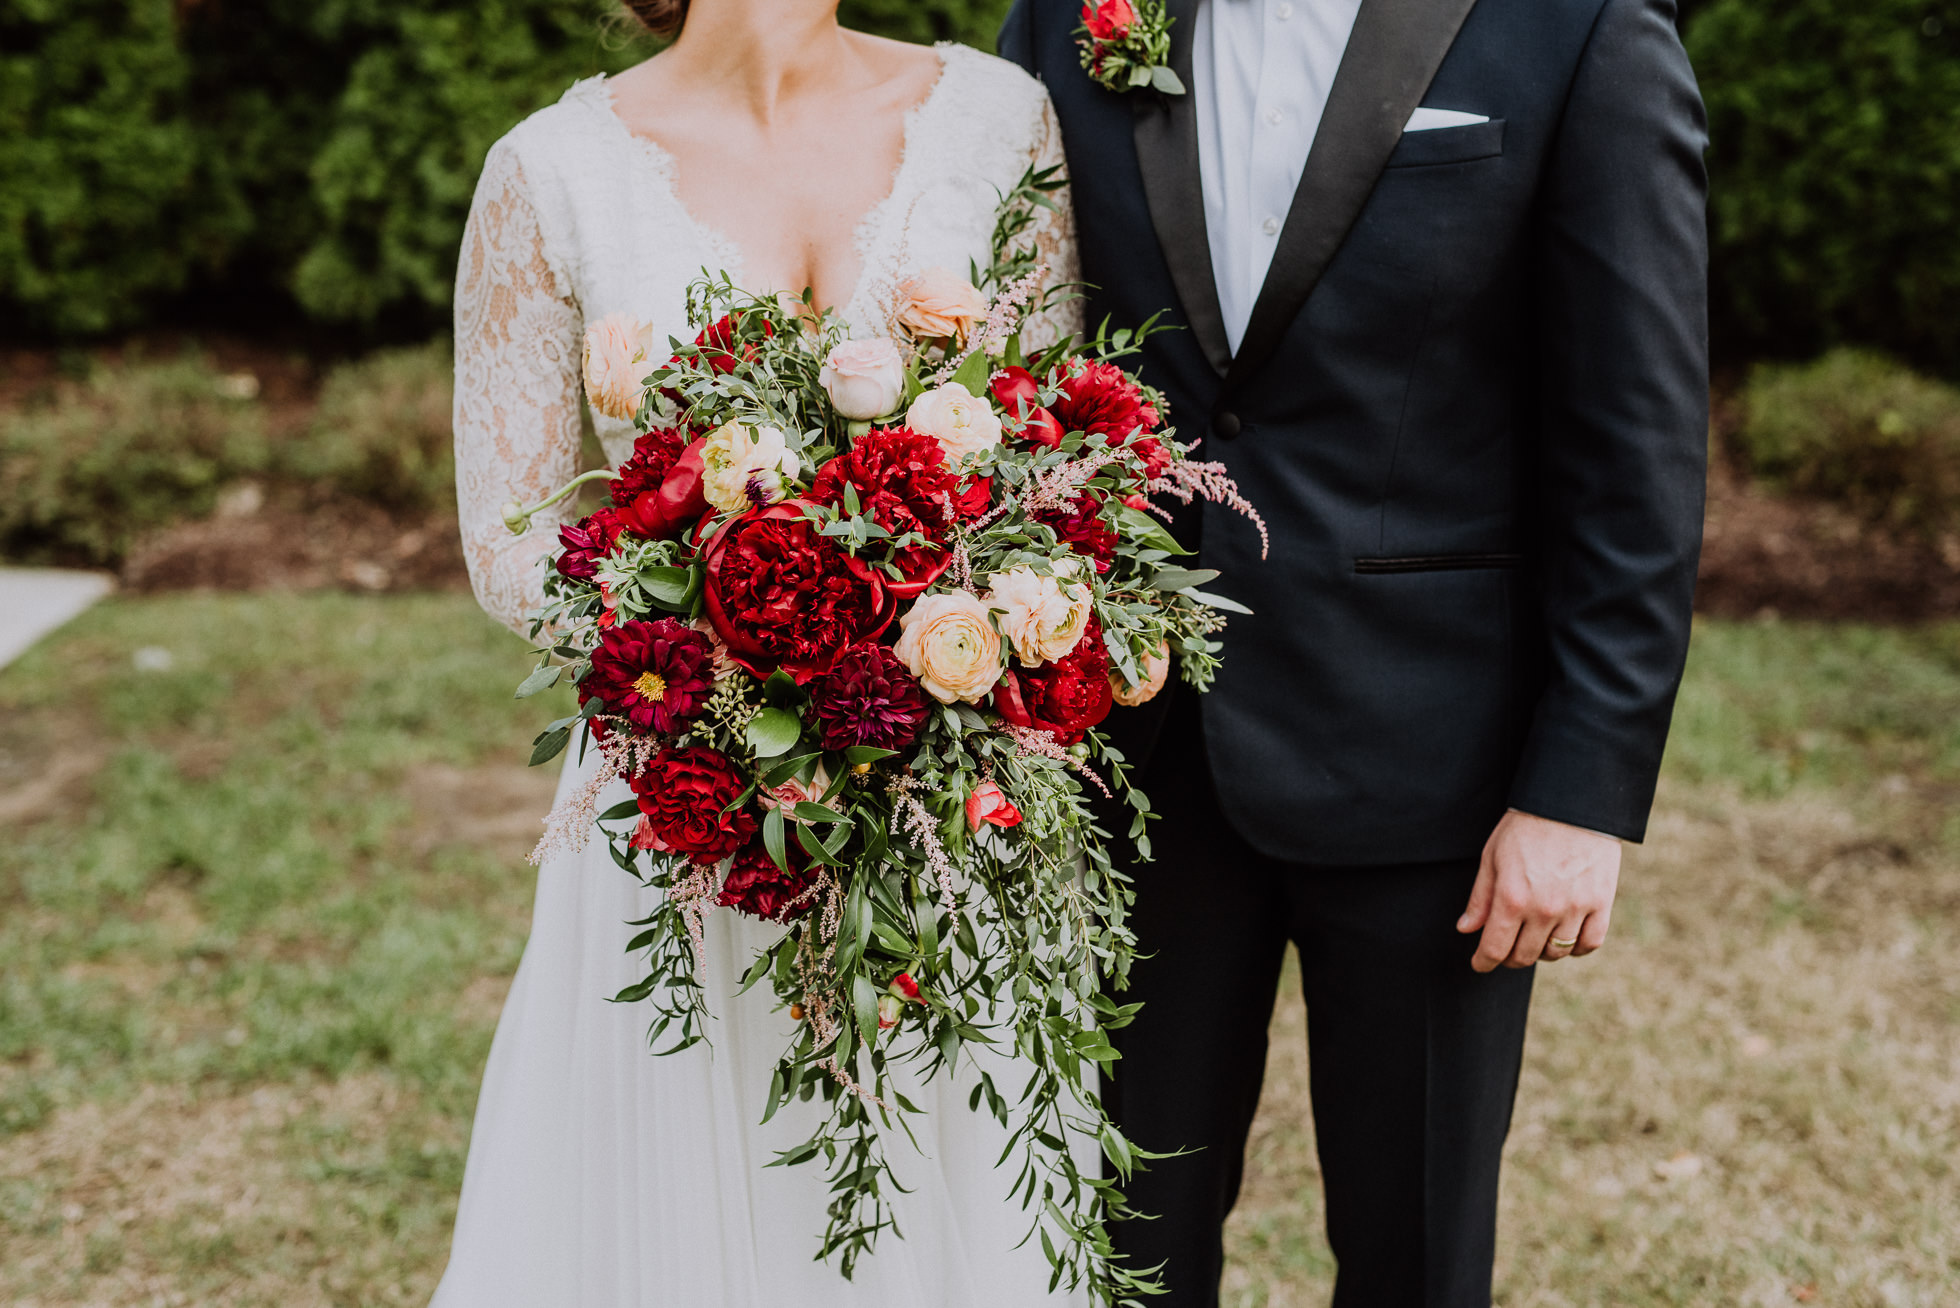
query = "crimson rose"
(629, 746, 757, 863)
(702, 502, 895, 681)
(809, 426, 964, 597)
(581, 618, 717, 733)
(717, 840, 817, 922)
(807, 641, 931, 752)
(993, 621, 1115, 745)
(1039, 491, 1119, 573)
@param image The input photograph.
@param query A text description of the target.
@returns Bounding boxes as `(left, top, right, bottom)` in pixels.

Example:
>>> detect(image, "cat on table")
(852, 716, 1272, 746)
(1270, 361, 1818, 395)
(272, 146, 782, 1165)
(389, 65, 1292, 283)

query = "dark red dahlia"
(701, 503, 894, 682)
(1052, 361, 1161, 443)
(555, 507, 625, 581)
(807, 641, 931, 752)
(629, 745, 757, 863)
(1038, 491, 1119, 573)
(993, 620, 1115, 746)
(717, 839, 817, 922)
(809, 426, 964, 597)
(581, 618, 717, 734)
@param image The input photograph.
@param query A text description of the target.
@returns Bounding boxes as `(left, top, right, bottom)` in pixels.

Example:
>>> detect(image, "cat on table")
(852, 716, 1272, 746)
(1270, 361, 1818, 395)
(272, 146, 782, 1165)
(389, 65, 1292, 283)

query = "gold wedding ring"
(1549, 936, 1579, 950)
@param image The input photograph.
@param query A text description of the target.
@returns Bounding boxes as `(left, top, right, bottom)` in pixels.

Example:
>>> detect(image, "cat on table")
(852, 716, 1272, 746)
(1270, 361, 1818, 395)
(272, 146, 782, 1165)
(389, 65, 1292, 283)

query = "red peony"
(581, 618, 717, 734)
(610, 425, 687, 500)
(555, 507, 625, 581)
(1082, 0, 1137, 44)
(1129, 435, 1172, 482)
(807, 641, 930, 752)
(1052, 361, 1161, 443)
(810, 426, 964, 597)
(701, 503, 895, 681)
(993, 621, 1115, 745)
(1039, 491, 1119, 573)
(614, 440, 708, 541)
(717, 839, 818, 922)
(629, 745, 757, 863)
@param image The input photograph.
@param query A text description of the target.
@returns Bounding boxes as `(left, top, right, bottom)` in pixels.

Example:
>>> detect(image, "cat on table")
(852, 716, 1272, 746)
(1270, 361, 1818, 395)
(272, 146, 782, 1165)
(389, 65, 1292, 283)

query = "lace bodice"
(454, 43, 1083, 634)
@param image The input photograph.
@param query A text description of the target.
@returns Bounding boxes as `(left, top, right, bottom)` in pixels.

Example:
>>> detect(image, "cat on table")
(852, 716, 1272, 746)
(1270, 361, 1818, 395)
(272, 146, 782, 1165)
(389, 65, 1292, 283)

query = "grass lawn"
(2, 594, 1958, 1306)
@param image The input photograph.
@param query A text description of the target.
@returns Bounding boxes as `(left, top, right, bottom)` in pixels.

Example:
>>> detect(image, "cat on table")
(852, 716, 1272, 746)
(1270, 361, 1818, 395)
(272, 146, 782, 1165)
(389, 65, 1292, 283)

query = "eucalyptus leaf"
(1149, 567, 1221, 592)
(597, 799, 641, 823)
(528, 726, 571, 767)
(949, 349, 992, 398)
(639, 565, 695, 607)
(1149, 65, 1188, 96)
(746, 706, 805, 759)
(1183, 587, 1254, 615)
(514, 664, 562, 699)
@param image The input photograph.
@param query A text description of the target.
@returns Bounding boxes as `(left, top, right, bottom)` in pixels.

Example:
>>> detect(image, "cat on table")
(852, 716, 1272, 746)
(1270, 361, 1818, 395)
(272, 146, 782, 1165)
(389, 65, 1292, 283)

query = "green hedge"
(1734, 348, 1960, 533)
(1, 0, 1011, 339)
(1687, 0, 1960, 375)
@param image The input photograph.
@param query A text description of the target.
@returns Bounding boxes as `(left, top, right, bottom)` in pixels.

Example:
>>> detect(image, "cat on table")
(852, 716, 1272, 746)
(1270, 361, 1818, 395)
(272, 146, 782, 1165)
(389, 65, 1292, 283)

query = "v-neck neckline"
(595, 43, 955, 323)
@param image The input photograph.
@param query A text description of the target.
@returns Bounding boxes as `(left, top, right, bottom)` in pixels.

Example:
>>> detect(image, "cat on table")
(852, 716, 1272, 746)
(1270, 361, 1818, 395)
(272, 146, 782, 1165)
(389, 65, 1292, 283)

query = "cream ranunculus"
(582, 312, 656, 421)
(986, 562, 1093, 666)
(892, 591, 1004, 704)
(819, 338, 907, 420)
(700, 421, 800, 515)
(896, 266, 990, 343)
(906, 382, 1002, 464)
(1111, 638, 1171, 707)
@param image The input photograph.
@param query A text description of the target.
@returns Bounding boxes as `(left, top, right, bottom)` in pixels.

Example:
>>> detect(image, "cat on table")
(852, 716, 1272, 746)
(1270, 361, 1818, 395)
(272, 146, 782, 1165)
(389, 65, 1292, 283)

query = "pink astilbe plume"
(1003, 724, 1113, 797)
(1150, 457, 1270, 559)
(927, 266, 1048, 386)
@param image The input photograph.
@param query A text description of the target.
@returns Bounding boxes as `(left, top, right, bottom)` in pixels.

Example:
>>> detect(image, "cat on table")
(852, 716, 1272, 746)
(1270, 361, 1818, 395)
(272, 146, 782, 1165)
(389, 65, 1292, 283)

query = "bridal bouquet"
(504, 170, 1262, 1303)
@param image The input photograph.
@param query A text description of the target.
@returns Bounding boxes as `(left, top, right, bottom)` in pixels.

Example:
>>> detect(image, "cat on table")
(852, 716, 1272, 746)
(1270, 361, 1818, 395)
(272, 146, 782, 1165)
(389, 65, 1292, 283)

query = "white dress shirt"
(1193, 0, 1365, 353)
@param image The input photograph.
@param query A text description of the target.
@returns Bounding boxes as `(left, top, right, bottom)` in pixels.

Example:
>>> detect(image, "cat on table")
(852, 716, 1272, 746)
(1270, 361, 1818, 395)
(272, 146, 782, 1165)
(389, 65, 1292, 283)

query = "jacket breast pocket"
(1383, 119, 1506, 169)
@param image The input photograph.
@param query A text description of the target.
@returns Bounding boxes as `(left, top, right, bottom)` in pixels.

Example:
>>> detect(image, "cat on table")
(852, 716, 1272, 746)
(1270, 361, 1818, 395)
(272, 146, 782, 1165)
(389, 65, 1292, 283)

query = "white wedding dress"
(438, 43, 1087, 1308)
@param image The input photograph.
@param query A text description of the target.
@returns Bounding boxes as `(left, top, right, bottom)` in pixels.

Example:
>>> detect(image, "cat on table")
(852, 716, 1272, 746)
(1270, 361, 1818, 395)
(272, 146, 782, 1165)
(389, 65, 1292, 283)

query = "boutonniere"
(1077, 0, 1186, 96)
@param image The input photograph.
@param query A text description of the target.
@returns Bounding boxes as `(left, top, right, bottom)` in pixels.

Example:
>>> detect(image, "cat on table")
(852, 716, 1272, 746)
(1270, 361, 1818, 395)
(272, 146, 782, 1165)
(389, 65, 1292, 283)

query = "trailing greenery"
(1734, 348, 1960, 533)
(0, 341, 455, 568)
(1, 0, 1013, 340)
(1687, 0, 1960, 375)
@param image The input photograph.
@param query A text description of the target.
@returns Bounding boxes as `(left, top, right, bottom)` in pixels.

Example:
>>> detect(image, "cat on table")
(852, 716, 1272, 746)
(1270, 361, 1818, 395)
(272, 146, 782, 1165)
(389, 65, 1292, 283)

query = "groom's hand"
(1457, 809, 1622, 972)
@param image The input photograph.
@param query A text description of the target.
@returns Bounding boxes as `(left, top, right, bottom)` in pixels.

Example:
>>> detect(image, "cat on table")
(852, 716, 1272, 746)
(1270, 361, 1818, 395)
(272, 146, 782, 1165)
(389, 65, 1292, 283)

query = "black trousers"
(1104, 695, 1535, 1307)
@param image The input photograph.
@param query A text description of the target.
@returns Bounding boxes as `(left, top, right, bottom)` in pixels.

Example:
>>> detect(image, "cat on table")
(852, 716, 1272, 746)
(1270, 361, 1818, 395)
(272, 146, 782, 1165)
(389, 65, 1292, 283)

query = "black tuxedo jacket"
(1000, 0, 1708, 863)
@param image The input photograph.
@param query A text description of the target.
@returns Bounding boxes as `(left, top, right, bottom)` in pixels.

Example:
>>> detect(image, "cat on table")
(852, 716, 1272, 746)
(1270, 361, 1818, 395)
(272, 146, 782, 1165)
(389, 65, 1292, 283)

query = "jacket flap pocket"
(1384, 118, 1506, 169)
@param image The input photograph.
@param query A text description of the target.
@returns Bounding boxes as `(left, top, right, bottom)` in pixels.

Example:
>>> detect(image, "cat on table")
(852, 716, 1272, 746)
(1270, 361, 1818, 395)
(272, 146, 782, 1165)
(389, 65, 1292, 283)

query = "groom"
(1001, 0, 1707, 1303)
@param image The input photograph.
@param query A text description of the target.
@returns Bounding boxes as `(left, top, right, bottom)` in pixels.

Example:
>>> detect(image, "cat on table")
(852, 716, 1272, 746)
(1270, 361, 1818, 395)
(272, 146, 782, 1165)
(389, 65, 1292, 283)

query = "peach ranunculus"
(892, 590, 1003, 704)
(700, 421, 800, 515)
(819, 337, 907, 420)
(896, 266, 990, 343)
(986, 562, 1093, 666)
(1111, 638, 1171, 707)
(582, 312, 656, 421)
(905, 382, 1002, 464)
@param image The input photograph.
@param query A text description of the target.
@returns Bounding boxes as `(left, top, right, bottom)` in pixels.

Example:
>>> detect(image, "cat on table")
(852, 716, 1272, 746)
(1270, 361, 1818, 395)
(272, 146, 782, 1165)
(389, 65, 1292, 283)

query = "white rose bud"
(819, 337, 907, 421)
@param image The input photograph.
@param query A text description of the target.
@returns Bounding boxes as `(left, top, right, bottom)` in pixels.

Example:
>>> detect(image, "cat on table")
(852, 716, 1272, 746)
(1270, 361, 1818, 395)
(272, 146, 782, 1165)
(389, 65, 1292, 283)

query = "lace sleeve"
(1022, 94, 1085, 351)
(453, 139, 584, 637)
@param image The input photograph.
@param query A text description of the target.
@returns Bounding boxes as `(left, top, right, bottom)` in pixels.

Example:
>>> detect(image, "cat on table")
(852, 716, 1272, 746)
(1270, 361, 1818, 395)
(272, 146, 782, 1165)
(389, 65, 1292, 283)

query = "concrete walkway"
(0, 568, 116, 671)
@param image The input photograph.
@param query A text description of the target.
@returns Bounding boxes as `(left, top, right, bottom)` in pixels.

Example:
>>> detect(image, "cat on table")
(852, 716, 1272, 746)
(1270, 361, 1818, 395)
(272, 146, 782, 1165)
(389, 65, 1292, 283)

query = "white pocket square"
(1404, 107, 1491, 132)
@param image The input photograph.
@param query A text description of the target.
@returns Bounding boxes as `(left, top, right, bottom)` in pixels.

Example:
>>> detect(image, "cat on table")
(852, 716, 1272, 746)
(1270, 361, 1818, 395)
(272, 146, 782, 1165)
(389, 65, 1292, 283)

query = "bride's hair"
(622, 0, 687, 37)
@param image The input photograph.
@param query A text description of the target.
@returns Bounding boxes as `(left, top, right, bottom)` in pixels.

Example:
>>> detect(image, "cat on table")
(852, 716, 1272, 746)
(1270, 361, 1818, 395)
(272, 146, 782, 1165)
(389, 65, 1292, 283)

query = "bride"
(439, 0, 1082, 1303)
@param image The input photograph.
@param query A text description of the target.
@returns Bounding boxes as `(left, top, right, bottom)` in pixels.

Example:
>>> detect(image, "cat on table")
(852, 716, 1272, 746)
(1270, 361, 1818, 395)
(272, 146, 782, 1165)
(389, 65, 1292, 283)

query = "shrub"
(287, 340, 455, 512)
(1735, 349, 1960, 531)
(1687, 0, 1960, 374)
(0, 352, 272, 566)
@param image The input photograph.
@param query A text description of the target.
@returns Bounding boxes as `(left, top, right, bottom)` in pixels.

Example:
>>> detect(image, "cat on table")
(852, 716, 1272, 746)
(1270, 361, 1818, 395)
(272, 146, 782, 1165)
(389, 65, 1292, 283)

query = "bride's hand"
(1457, 809, 1622, 972)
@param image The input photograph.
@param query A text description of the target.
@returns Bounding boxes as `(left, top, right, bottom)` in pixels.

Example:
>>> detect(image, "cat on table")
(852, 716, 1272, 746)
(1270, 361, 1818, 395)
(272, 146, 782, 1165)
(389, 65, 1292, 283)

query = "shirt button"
(1264, 107, 1284, 127)
(1275, 1, 1294, 18)
(1261, 215, 1281, 236)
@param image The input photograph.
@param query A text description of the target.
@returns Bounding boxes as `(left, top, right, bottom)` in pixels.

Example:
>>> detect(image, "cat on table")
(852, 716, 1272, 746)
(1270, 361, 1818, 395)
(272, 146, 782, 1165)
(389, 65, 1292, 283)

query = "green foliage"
(1734, 349, 1960, 531)
(286, 339, 456, 511)
(1, 0, 1011, 340)
(0, 351, 272, 565)
(0, 341, 456, 567)
(1687, 0, 1960, 373)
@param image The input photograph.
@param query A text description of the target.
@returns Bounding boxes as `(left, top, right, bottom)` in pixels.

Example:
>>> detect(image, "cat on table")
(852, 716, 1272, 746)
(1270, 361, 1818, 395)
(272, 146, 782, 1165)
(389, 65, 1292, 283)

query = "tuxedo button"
(1213, 410, 1242, 440)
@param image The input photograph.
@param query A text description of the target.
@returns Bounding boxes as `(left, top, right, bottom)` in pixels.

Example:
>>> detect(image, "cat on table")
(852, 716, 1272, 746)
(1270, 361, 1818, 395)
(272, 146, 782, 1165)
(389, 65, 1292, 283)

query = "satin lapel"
(1225, 0, 1480, 389)
(1130, 0, 1232, 376)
